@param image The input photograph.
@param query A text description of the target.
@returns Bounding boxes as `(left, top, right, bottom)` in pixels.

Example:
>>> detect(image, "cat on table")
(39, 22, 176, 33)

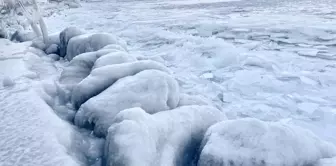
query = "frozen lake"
(45, 0, 336, 143)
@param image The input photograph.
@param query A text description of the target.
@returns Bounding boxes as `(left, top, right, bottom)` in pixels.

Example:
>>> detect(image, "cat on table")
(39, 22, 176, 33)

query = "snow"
(71, 60, 170, 109)
(74, 69, 179, 137)
(198, 118, 336, 166)
(0, 88, 82, 166)
(105, 105, 226, 166)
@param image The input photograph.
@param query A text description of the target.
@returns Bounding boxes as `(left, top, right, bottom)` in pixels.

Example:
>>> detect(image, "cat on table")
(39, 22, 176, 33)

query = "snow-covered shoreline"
(2, 0, 336, 165)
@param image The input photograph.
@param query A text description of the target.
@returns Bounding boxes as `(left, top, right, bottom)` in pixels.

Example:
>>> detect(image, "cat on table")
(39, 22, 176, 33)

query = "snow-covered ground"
(2, 0, 336, 165)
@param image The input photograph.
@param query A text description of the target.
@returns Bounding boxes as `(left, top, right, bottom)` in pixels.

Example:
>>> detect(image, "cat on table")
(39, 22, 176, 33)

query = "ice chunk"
(178, 93, 211, 106)
(71, 60, 170, 109)
(297, 49, 319, 57)
(59, 49, 117, 86)
(58, 49, 129, 105)
(74, 69, 179, 137)
(31, 38, 48, 51)
(2, 76, 15, 87)
(198, 118, 336, 166)
(49, 54, 60, 61)
(105, 105, 226, 166)
(59, 27, 85, 57)
(27, 47, 48, 57)
(92, 51, 136, 69)
(30, 33, 61, 51)
(66, 33, 125, 61)
(0, 29, 8, 39)
(10, 30, 36, 42)
(136, 55, 165, 63)
(45, 44, 59, 55)
(46, 33, 62, 46)
(101, 44, 126, 52)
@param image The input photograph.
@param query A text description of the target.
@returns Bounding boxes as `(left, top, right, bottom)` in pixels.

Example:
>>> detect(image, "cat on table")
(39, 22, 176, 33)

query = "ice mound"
(92, 51, 136, 69)
(198, 118, 336, 166)
(74, 69, 179, 137)
(59, 27, 85, 57)
(66, 33, 126, 61)
(71, 60, 170, 109)
(104, 105, 226, 166)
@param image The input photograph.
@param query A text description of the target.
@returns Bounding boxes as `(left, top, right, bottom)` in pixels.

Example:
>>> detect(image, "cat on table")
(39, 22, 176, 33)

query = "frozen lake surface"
(45, 0, 336, 143)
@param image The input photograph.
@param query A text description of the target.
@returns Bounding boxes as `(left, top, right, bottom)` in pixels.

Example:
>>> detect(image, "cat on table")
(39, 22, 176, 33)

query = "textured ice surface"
(198, 118, 336, 166)
(74, 69, 179, 137)
(105, 105, 226, 166)
(71, 60, 170, 109)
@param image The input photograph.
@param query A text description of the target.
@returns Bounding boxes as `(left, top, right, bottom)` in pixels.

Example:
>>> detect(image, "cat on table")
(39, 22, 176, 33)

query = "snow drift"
(74, 69, 179, 137)
(0, 88, 81, 166)
(198, 118, 336, 166)
(104, 105, 226, 166)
